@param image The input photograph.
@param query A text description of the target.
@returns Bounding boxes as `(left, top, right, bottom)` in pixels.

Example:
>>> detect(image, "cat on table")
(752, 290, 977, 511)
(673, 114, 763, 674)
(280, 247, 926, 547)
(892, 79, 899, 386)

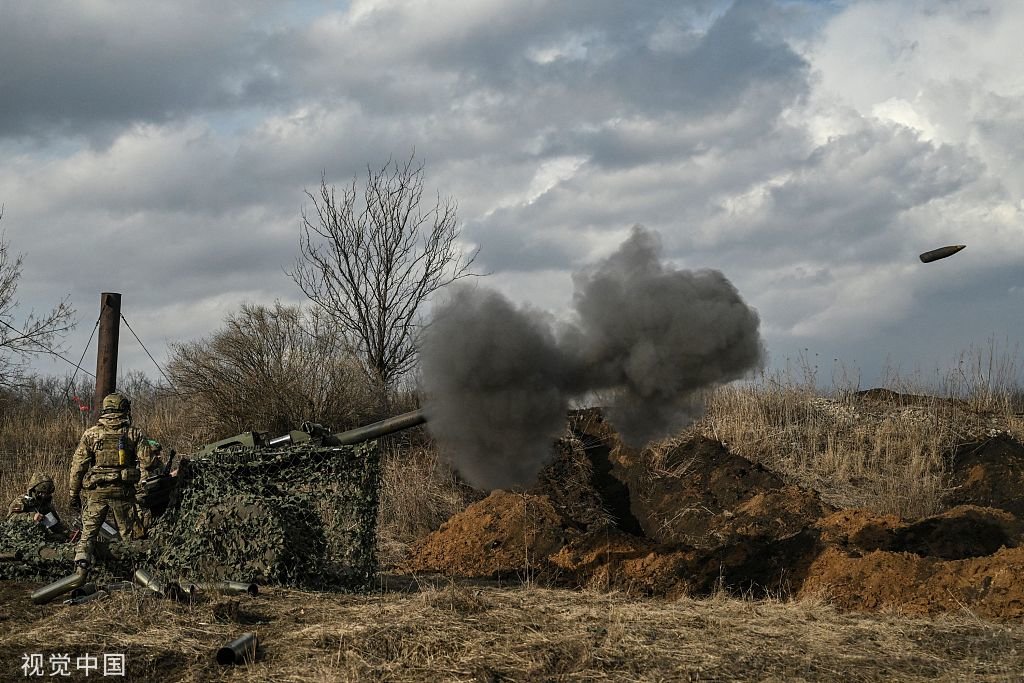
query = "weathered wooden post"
(93, 292, 121, 414)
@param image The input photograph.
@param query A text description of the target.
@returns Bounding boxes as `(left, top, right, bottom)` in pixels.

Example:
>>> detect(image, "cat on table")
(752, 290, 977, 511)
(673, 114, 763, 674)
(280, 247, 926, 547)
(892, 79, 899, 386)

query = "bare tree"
(289, 153, 476, 391)
(0, 211, 76, 387)
(167, 302, 377, 440)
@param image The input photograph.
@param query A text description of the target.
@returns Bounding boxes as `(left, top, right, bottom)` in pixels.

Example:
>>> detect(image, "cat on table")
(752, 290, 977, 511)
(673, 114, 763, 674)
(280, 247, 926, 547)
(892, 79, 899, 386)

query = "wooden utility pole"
(94, 292, 121, 414)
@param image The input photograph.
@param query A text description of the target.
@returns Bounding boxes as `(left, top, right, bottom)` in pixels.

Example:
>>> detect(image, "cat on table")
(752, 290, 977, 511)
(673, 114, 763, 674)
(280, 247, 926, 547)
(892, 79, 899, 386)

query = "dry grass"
(1, 578, 1022, 682)
(4, 347, 1024, 680)
(692, 354, 1024, 519)
(377, 445, 480, 565)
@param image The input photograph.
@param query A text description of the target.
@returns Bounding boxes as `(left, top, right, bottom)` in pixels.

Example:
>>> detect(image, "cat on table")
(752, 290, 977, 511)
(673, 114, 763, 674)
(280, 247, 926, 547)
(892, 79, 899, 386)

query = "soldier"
(68, 392, 157, 570)
(135, 439, 171, 531)
(6, 472, 69, 538)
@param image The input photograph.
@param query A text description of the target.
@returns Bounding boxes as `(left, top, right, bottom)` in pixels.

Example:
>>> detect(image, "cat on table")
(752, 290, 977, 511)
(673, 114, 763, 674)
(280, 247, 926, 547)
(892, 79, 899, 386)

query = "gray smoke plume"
(420, 225, 764, 490)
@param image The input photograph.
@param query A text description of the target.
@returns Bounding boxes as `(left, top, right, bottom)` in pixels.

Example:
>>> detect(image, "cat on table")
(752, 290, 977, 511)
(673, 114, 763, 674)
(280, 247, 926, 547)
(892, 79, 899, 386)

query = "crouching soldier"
(6, 472, 69, 539)
(135, 439, 179, 531)
(68, 392, 157, 570)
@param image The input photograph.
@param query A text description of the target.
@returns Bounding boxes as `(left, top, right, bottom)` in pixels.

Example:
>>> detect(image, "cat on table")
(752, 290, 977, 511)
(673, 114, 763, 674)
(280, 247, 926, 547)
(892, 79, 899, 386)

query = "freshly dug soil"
(530, 439, 616, 533)
(407, 491, 568, 578)
(817, 505, 1020, 560)
(548, 526, 690, 597)
(707, 486, 833, 547)
(799, 546, 1024, 618)
(948, 434, 1024, 516)
(616, 434, 822, 548)
(409, 409, 1024, 618)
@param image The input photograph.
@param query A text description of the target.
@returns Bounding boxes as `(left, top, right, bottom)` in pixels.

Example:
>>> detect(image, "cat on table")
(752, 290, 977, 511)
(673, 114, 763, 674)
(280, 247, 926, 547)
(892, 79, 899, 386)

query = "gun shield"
(217, 633, 258, 665)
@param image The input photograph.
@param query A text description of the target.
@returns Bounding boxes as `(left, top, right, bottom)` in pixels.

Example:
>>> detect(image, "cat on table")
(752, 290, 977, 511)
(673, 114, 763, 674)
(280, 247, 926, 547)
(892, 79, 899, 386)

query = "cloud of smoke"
(420, 225, 764, 490)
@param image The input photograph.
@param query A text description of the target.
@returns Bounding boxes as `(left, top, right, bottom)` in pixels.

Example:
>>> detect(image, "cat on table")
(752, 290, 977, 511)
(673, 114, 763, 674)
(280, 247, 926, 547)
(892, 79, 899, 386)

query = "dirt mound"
(619, 435, 825, 548)
(549, 527, 690, 597)
(948, 434, 1024, 516)
(815, 508, 904, 549)
(409, 410, 1024, 618)
(799, 546, 1024, 618)
(408, 491, 568, 577)
(817, 505, 1019, 560)
(530, 439, 617, 532)
(708, 486, 833, 546)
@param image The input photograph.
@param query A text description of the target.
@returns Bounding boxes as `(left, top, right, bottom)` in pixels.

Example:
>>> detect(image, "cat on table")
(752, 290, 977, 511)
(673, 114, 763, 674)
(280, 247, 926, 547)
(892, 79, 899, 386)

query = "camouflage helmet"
(101, 392, 131, 415)
(27, 472, 54, 496)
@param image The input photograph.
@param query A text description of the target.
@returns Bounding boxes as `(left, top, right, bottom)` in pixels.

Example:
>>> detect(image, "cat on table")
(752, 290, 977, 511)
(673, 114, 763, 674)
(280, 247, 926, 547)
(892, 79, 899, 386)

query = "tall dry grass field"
(3, 342, 1023, 544)
(695, 345, 1024, 518)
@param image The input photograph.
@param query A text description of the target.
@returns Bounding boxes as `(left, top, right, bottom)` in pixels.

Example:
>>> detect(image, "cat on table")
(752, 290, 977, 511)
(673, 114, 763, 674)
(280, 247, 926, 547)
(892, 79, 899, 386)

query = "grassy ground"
(3, 355, 1024, 681)
(2, 577, 1022, 682)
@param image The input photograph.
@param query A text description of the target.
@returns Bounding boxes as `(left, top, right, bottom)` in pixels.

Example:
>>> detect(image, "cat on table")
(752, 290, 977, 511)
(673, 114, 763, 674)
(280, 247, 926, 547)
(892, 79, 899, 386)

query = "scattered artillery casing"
(217, 632, 258, 665)
(213, 580, 259, 597)
(70, 582, 98, 598)
(133, 568, 181, 599)
(104, 581, 136, 593)
(31, 570, 88, 605)
(64, 589, 109, 606)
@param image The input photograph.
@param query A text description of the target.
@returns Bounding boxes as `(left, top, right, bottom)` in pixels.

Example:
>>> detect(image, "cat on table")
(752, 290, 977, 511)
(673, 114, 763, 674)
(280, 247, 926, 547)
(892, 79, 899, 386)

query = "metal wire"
(120, 314, 174, 387)
(61, 316, 101, 404)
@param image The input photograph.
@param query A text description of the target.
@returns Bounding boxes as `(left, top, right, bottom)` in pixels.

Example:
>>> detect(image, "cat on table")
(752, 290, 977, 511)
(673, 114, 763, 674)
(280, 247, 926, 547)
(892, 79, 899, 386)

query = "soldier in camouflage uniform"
(134, 439, 170, 531)
(6, 473, 69, 538)
(69, 392, 157, 568)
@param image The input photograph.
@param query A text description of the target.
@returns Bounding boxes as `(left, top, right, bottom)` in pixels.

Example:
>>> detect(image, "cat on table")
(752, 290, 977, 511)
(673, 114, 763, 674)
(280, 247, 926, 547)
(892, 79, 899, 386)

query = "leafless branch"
(0, 218, 77, 387)
(288, 152, 478, 392)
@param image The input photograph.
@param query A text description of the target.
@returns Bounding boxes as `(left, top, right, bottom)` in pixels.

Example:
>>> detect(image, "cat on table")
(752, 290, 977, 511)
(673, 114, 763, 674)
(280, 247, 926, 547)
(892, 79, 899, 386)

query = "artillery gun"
(143, 408, 430, 591)
(197, 408, 427, 455)
(4, 410, 431, 592)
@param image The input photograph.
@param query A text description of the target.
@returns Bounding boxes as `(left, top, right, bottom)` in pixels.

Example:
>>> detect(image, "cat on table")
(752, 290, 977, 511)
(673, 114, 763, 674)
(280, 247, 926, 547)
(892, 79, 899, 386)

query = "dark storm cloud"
(421, 226, 764, 490)
(4, 0, 1019, 402)
(0, 1, 295, 140)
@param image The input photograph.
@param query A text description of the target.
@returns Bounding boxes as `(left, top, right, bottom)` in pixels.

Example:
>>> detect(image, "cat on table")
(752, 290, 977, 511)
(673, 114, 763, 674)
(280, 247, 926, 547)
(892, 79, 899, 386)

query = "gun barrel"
(328, 408, 427, 445)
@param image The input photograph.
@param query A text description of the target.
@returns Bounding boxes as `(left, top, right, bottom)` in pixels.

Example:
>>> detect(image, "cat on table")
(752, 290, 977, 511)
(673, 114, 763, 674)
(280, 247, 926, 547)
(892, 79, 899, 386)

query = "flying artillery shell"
(919, 244, 966, 263)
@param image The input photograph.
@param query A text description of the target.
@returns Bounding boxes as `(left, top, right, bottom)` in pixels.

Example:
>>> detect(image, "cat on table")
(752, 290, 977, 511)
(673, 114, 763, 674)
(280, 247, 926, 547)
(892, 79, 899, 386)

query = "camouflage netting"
(1, 441, 383, 591)
(0, 518, 72, 582)
(146, 441, 381, 590)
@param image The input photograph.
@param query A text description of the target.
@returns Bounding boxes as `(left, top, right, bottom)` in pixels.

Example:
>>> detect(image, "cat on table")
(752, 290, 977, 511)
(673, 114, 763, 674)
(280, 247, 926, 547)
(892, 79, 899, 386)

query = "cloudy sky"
(1, 0, 1021, 392)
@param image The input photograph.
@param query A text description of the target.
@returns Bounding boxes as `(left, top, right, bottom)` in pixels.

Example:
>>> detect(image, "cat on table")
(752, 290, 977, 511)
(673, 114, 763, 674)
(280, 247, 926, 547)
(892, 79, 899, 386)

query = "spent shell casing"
(216, 632, 258, 665)
(31, 571, 88, 605)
